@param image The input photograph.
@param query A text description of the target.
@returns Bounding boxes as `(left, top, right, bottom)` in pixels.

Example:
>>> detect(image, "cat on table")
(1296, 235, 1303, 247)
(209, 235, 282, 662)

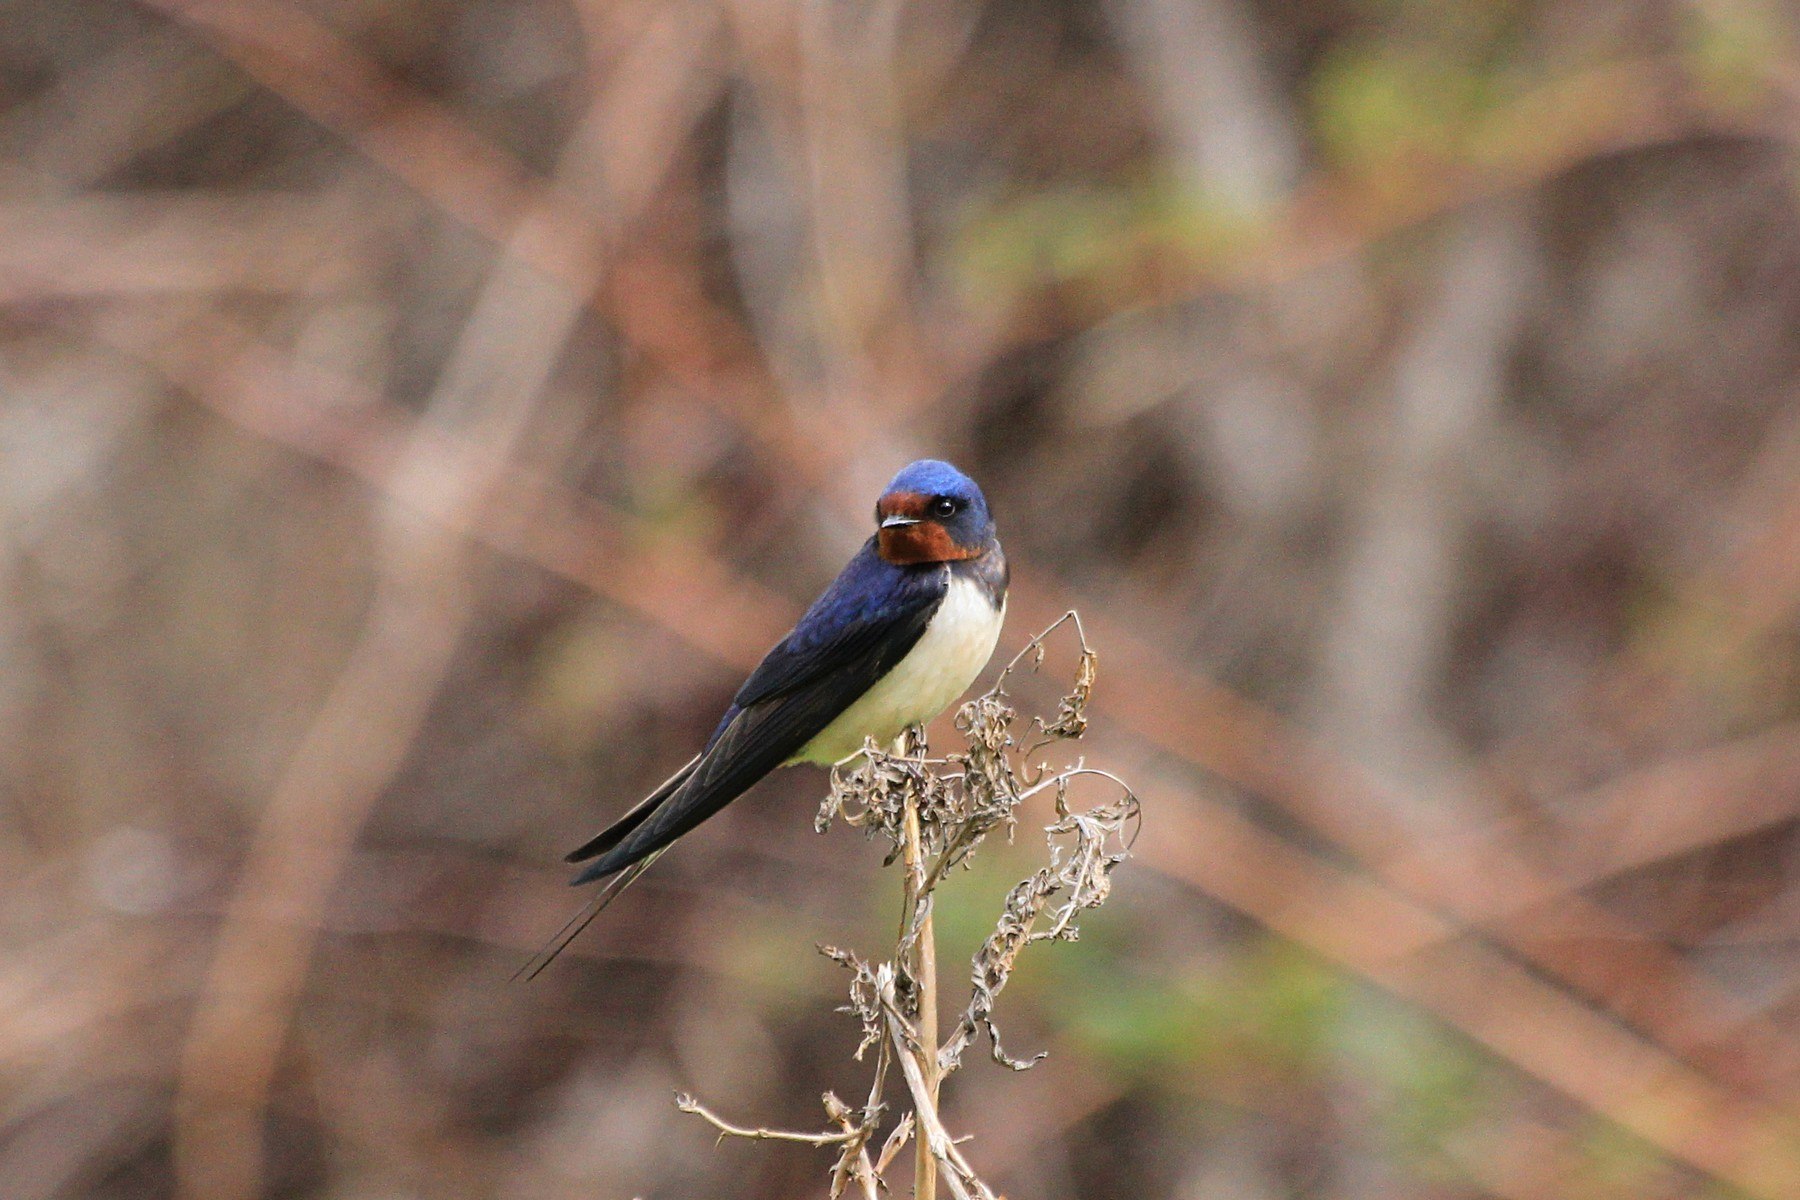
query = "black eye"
(932, 497, 958, 518)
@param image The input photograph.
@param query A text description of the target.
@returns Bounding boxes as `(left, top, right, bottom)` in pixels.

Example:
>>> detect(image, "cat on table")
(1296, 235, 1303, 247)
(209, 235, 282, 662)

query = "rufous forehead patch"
(876, 490, 930, 520)
(878, 522, 982, 565)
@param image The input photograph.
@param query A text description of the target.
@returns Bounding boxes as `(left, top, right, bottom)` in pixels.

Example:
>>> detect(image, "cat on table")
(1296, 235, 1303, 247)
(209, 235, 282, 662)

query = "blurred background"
(7, 0, 1800, 1197)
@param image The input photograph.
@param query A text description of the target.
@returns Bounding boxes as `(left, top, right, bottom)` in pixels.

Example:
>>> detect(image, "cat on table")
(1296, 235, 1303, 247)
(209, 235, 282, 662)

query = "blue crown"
(885, 459, 981, 502)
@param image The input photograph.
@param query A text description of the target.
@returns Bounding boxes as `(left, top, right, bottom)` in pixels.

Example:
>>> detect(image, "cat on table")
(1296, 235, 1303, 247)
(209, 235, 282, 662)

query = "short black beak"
(881, 514, 921, 528)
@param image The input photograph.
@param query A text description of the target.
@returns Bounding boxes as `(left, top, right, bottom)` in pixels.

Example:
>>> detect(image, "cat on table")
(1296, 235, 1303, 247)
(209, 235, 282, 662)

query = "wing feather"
(568, 551, 945, 884)
(730, 540, 938, 708)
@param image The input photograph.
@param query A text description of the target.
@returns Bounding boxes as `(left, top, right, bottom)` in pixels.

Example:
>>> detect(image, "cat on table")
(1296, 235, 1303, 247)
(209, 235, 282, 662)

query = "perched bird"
(521, 459, 1007, 975)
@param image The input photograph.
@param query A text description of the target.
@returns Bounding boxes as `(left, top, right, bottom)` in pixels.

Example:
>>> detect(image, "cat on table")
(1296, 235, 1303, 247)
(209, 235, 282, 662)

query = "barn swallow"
(521, 459, 1007, 975)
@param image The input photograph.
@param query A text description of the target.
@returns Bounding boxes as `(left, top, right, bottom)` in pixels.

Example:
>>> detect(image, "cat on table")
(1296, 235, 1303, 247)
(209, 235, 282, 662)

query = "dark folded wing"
(569, 551, 945, 884)
(730, 542, 943, 708)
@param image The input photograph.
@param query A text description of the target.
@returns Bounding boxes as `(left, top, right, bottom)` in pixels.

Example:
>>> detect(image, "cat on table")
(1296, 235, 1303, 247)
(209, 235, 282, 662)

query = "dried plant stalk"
(899, 775, 941, 1200)
(681, 612, 1139, 1197)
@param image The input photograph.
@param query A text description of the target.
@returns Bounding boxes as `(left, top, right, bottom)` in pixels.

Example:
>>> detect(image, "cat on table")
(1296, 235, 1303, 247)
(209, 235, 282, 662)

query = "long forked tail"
(514, 754, 701, 979)
(564, 755, 700, 866)
(511, 847, 668, 982)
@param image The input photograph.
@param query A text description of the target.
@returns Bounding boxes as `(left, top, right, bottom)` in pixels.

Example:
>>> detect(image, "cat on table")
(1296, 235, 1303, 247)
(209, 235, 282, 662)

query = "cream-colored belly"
(791, 574, 1005, 765)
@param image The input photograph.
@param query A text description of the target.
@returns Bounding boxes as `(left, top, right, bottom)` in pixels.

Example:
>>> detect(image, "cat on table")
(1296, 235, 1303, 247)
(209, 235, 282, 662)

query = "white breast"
(791, 573, 1005, 765)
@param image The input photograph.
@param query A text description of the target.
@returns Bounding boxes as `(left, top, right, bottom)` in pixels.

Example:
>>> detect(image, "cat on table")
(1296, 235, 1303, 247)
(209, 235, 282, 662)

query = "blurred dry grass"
(8, 0, 1800, 1197)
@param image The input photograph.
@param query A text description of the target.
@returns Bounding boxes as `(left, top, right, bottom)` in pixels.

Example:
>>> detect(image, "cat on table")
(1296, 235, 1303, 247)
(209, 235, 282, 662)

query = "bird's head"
(874, 459, 995, 565)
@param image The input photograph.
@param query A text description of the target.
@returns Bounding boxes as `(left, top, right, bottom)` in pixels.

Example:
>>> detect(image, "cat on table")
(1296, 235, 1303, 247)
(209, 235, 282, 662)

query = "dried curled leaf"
(1039, 646, 1097, 741)
(819, 943, 883, 1062)
(939, 774, 1139, 1073)
(817, 735, 953, 858)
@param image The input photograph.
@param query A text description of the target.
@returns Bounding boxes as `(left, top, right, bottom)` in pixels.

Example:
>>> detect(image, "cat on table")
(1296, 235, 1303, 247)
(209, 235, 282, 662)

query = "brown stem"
(901, 791, 938, 1200)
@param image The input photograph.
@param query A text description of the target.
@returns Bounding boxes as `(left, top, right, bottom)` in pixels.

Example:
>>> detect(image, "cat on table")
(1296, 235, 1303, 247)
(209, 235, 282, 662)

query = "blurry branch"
(147, 2, 1735, 526)
(718, 0, 943, 509)
(0, 27, 249, 194)
(1239, 55, 1720, 285)
(142, 0, 724, 273)
(143, 0, 856, 504)
(0, 194, 370, 302)
(951, 52, 1735, 374)
(1133, 759, 1800, 1199)
(131, 0, 1766, 504)
(140, 0, 548, 257)
(1311, 200, 1536, 796)
(172, 534, 474, 1200)
(1442, 1114, 1672, 1200)
(0, 842, 787, 1085)
(1711, 424, 1800, 644)
(679, 616, 1137, 1199)
(1550, 724, 1800, 887)
(1692, 0, 1800, 130)
(1105, 0, 1300, 212)
(797, 0, 916, 375)
(1008, 583, 1800, 1094)
(162, 10, 726, 1200)
(97, 306, 792, 673)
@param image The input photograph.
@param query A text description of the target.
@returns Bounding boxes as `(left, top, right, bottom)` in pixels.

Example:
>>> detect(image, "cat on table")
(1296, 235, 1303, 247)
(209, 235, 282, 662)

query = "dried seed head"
(685, 612, 1135, 1200)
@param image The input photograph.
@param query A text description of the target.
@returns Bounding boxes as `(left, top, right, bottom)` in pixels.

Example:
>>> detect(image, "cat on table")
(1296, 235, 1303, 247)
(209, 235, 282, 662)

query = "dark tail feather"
(565, 755, 700, 864)
(519, 753, 706, 978)
(511, 848, 667, 982)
